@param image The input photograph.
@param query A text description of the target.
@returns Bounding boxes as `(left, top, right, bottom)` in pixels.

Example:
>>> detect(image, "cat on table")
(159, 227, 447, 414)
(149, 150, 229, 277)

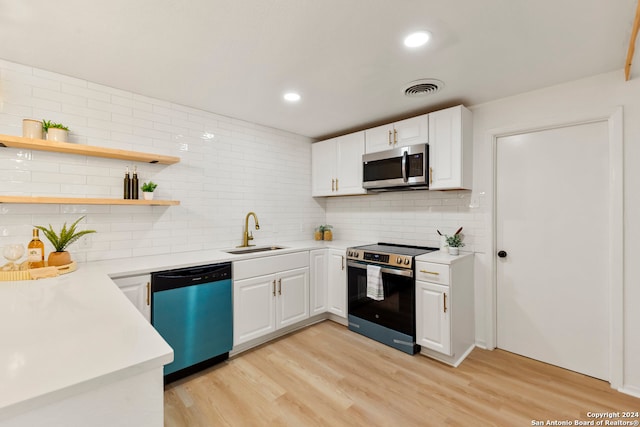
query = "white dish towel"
(366, 265, 384, 301)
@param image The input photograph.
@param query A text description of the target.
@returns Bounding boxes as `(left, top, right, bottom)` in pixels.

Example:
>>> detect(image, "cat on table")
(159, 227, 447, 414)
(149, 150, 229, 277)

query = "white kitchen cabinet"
(415, 253, 474, 367)
(309, 249, 328, 316)
(327, 249, 347, 319)
(417, 281, 451, 355)
(233, 252, 310, 346)
(427, 105, 473, 190)
(364, 115, 429, 153)
(112, 274, 151, 322)
(312, 131, 366, 197)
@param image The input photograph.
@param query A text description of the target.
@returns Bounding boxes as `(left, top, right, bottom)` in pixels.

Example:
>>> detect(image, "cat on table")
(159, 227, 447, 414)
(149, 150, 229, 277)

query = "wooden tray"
(0, 261, 77, 281)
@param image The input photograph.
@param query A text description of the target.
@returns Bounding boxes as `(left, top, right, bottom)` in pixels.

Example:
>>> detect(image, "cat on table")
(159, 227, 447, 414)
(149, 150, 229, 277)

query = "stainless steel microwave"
(362, 144, 429, 191)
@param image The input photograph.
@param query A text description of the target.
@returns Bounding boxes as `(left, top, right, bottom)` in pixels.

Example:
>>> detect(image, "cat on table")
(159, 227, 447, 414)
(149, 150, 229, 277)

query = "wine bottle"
(124, 166, 131, 199)
(27, 228, 45, 269)
(132, 166, 139, 200)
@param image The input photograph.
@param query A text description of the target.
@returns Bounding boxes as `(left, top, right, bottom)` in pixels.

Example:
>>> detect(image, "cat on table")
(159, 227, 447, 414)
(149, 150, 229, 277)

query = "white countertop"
(416, 250, 474, 265)
(0, 239, 363, 420)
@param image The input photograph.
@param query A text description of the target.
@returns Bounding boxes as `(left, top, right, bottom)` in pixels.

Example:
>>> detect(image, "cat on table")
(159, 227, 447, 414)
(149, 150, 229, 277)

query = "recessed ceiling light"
(283, 92, 301, 102)
(404, 31, 430, 48)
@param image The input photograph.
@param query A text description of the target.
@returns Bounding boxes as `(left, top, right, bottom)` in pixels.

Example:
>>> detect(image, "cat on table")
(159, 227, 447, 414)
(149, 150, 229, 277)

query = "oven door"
(347, 260, 416, 336)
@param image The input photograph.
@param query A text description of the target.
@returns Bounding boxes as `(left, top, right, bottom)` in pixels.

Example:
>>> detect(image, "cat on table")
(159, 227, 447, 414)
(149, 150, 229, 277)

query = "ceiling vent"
(403, 79, 444, 97)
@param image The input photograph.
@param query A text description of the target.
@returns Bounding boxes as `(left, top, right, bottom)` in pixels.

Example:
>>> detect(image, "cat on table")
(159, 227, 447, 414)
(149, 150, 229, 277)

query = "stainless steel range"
(346, 243, 438, 354)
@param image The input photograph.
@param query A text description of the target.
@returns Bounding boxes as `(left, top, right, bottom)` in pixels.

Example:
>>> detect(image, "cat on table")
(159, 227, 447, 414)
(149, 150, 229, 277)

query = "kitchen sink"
(223, 245, 287, 255)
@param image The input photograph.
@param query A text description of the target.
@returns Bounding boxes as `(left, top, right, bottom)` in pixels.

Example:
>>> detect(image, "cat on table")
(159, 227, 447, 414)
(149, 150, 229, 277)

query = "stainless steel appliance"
(362, 144, 429, 191)
(347, 243, 438, 354)
(151, 262, 232, 383)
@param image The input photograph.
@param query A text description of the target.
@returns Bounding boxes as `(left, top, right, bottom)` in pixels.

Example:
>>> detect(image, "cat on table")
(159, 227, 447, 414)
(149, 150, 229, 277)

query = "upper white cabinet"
(112, 274, 151, 322)
(365, 115, 429, 154)
(312, 131, 366, 197)
(428, 105, 473, 190)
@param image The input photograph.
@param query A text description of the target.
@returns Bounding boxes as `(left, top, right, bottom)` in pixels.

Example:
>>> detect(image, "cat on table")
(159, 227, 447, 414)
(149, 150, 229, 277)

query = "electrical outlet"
(79, 235, 92, 249)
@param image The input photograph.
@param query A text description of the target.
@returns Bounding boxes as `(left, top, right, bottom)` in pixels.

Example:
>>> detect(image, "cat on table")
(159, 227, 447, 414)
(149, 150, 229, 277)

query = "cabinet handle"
(335, 178, 339, 191)
(429, 167, 433, 185)
(341, 255, 345, 270)
(146, 282, 150, 306)
(393, 129, 398, 145)
(388, 130, 392, 145)
(278, 278, 282, 295)
(331, 178, 335, 191)
(272, 280, 276, 296)
(443, 293, 448, 313)
(419, 269, 440, 275)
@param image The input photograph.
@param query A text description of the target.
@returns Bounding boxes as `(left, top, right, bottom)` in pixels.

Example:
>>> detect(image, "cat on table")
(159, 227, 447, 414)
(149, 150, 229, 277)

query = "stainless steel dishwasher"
(151, 262, 232, 383)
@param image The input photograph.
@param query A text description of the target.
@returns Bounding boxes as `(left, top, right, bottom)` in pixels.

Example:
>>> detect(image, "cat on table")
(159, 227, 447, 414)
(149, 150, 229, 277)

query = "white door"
(233, 275, 276, 345)
(416, 281, 451, 355)
(327, 249, 347, 318)
(112, 275, 151, 322)
(311, 139, 336, 197)
(335, 131, 366, 195)
(496, 121, 609, 380)
(309, 250, 328, 315)
(365, 123, 394, 153)
(276, 268, 310, 328)
(394, 115, 428, 147)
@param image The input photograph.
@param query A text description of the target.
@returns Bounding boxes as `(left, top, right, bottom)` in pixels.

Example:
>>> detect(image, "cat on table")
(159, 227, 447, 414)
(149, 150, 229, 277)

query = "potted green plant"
(35, 216, 96, 266)
(42, 119, 70, 142)
(445, 227, 465, 255)
(141, 181, 158, 200)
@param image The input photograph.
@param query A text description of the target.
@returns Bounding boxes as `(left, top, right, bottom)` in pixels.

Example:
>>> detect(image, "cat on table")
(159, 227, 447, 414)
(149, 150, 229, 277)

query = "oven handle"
(347, 260, 414, 278)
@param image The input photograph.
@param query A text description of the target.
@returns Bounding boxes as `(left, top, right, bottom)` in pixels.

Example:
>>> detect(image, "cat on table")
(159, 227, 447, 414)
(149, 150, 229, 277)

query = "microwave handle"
(401, 151, 408, 182)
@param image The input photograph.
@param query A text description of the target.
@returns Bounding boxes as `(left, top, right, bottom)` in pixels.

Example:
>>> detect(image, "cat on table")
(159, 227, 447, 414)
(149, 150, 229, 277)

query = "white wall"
(0, 59, 325, 261)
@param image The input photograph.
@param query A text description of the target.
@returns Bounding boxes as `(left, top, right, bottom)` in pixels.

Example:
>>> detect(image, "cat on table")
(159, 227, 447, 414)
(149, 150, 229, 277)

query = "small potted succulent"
(35, 216, 96, 266)
(141, 181, 158, 200)
(445, 227, 465, 256)
(42, 120, 70, 142)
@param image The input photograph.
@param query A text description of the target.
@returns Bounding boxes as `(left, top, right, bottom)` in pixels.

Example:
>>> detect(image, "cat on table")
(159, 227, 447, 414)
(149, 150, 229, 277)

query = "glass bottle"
(124, 166, 131, 199)
(27, 228, 45, 268)
(132, 166, 139, 200)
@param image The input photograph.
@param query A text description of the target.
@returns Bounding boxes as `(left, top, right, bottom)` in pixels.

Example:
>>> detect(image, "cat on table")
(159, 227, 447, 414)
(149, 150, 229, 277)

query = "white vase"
(22, 119, 43, 139)
(449, 247, 459, 256)
(142, 191, 154, 200)
(46, 128, 68, 142)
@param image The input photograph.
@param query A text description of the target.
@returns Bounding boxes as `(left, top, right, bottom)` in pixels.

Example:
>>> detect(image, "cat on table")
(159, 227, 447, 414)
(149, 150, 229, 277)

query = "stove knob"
(404, 259, 410, 265)
(396, 257, 402, 264)
(348, 251, 352, 256)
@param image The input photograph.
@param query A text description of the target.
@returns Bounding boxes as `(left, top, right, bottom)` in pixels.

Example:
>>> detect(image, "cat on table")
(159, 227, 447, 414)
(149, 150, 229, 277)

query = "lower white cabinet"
(233, 252, 310, 346)
(416, 253, 474, 367)
(309, 249, 328, 315)
(112, 274, 151, 322)
(327, 249, 347, 318)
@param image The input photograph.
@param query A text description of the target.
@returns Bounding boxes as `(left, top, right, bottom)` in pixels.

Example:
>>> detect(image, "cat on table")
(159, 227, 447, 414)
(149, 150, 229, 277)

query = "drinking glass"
(3, 244, 25, 271)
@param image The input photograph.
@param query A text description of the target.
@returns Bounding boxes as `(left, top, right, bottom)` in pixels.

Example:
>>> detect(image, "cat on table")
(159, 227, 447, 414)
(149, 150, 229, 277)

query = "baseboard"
(618, 384, 640, 399)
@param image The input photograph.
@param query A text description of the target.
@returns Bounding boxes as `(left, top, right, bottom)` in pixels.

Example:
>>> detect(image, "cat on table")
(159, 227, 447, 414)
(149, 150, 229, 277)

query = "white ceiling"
(0, 0, 636, 139)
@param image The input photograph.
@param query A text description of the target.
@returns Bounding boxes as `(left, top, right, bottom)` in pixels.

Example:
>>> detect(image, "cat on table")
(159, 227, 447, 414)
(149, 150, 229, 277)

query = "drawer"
(416, 261, 450, 285)
(233, 251, 309, 280)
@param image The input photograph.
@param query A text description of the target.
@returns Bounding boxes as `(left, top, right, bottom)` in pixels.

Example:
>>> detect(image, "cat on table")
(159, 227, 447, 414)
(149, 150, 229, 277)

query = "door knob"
(497, 250, 507, 258)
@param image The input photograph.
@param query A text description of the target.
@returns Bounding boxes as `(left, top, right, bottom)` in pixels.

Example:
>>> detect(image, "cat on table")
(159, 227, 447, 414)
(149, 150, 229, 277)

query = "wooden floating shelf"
(0, 134, 180, 165)
(0, 196, 180, 206)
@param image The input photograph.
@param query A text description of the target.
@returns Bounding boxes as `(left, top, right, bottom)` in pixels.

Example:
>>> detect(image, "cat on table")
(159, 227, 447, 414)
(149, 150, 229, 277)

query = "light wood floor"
(164, 321, 639, 426)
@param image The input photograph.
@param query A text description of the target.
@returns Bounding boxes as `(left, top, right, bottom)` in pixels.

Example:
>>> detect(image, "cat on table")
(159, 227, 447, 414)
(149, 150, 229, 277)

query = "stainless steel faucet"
(238, 211, 260, 247)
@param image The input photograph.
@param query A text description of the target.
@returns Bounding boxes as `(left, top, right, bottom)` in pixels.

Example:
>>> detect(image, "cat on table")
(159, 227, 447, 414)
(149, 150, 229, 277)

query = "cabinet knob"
(497, 250, 508, 258)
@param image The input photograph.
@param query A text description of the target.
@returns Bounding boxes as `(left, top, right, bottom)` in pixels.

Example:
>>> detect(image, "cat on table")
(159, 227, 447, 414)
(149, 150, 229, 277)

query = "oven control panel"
(347, 249, 413, 268)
